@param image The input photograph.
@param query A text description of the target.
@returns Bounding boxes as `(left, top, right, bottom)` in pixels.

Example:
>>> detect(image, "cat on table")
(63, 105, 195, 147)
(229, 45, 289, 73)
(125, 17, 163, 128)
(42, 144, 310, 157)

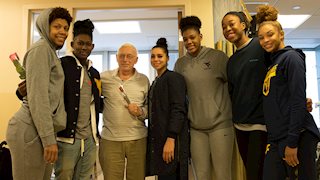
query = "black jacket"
(57, 56, 100, 140)
(146, 70, 189, 179)
(263, 46, 320, 147)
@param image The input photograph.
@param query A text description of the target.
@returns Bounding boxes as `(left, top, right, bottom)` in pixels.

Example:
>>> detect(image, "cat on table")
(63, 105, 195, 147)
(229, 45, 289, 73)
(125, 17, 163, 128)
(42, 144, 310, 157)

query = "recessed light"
(292, 5, 301, 10)
(278, 14, 310, 28)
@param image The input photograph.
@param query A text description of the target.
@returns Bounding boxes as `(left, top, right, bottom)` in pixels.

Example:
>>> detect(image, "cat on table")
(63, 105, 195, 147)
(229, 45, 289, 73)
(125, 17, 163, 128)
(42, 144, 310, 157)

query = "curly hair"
(152, 37, 169, 57)
(256, 5, 283, 32)
(73, 19, 94, 39)
(49, 7, 73, 26)
(256, 5, 278, 24)
(179, 16, 202, 34)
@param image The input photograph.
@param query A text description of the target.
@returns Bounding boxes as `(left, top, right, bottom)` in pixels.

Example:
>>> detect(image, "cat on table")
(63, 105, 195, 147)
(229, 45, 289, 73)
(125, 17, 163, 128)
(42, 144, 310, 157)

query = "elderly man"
(99, 43, 149, 180)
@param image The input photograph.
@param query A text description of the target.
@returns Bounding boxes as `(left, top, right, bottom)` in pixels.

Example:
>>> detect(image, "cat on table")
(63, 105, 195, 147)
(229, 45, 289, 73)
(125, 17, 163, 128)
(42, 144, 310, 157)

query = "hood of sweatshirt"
(270, 46, 305, 63)
(36, 8, 58, 50)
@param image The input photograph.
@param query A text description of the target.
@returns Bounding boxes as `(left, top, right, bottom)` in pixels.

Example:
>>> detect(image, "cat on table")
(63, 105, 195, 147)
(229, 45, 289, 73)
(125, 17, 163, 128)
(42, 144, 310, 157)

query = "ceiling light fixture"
(292, 5, 301, 10)
(278, 14, 311, 28)
(94, 21, 141, 34)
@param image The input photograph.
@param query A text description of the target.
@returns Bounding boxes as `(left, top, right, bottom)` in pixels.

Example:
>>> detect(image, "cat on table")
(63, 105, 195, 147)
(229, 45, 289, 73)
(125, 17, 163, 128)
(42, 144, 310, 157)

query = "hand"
(18, 80, 27, 97)
(162, 138, 175, 164)
(282, 146, 299, 167)
(306, 98, 313, 112)
(126, 103, 143, 117)
(44, 144, 58, 164)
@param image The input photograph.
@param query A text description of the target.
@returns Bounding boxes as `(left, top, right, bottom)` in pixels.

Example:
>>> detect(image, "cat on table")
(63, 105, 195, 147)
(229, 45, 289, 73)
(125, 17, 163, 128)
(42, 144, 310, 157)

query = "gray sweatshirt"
(174, 46, 232, 131)
(19, 8, 66, 147)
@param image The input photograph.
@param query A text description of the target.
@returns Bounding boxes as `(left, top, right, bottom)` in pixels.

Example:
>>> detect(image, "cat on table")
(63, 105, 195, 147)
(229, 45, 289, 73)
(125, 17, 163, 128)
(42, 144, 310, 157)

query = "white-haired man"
(99, 43, 149, 180)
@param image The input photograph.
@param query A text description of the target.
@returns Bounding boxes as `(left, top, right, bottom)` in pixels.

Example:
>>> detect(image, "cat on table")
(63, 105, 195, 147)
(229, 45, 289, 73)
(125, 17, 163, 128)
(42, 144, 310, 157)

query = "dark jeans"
(236, 129, 267, 180)
(263, 131, 319, 180)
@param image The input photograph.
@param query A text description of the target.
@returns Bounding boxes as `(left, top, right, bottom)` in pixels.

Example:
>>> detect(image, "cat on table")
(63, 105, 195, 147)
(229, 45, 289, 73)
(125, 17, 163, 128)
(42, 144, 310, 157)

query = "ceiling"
(74, 1, 320, 51)
(244, 0, 320, 49)
(75, 8, 180, 51)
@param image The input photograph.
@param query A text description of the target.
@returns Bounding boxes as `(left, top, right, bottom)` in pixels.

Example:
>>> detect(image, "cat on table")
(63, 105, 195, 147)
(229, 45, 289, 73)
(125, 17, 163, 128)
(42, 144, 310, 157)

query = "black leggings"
(236, 129, 268, 180)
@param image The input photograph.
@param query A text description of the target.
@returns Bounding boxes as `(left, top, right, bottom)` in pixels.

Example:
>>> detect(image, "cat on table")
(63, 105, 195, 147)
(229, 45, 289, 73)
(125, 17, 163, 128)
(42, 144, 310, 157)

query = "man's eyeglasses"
(118, 54, 136, 60)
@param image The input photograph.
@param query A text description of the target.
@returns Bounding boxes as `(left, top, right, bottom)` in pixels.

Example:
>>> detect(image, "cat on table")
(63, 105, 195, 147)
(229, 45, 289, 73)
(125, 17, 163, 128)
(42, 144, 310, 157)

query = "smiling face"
(182, 28, 202, 57)
(151, 47, 168, 75)
(258, 23, 285, 53)
(72, 34, 94, 62)
(117, 45, 138, 72)
(49, 18, 69, 48)
(222, 14, 246, 47)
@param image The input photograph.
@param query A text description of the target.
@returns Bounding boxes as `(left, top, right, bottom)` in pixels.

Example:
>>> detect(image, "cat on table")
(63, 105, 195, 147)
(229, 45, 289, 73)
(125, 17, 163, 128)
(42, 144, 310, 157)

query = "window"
(109, 52, 153, 80)
(31, 12, 40, 44)
(89, 54, 103, 73)
(304, 50, 320, 127)
(168, 52, 179, 71)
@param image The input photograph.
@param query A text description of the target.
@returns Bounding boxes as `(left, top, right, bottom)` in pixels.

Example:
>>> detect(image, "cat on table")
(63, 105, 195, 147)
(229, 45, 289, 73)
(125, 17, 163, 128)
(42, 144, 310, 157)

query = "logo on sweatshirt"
(263, 64, 278, 96)
(202, 61, 212, 70)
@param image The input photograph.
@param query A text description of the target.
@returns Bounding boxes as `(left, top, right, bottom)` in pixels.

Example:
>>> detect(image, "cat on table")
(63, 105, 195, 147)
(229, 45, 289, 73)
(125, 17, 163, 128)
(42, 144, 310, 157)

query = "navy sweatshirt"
(227, 38, 267, 125)
(263, 46, 320, 147)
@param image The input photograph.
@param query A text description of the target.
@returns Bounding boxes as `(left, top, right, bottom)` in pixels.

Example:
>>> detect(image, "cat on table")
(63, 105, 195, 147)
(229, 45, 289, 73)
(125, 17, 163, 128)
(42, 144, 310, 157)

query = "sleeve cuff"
(286, 134, 299, 148)
(167, 132, 177, 139)
(40, 134, 57, 147)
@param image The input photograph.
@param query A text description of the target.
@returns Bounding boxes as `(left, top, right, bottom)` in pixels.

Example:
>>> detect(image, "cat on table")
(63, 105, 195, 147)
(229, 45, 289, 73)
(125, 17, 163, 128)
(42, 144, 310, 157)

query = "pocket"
(189, 96, 222, 129)
(190, 96, 221, 119)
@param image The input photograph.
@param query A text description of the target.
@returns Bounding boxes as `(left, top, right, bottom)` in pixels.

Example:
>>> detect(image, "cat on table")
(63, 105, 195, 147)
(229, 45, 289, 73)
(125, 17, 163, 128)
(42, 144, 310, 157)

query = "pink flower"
(9, 52, 19, 62)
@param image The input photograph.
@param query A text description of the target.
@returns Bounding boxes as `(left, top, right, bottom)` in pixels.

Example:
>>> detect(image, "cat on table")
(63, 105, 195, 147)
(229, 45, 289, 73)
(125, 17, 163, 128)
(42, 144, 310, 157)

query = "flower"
(9, 52, 26, 79)
(9, 53, 19, 62)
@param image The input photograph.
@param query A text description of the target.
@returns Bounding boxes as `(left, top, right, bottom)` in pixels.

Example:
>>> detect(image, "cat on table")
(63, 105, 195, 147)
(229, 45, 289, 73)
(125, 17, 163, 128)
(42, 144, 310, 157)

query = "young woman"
(174, 16, 234, 180)
(54, 19, 101, 180)
(146, 37, 189, 180)
(222, 11, 268, 180)
(257, 5, 320, 180)
(6, 7, 72, 180)
(14, 18, 100, 180)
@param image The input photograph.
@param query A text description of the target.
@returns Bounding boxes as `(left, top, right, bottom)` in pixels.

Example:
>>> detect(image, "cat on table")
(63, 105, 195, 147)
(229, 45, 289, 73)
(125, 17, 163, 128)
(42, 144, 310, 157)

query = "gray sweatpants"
(190, 126, 235, 180)
(6, 108, 53, 180)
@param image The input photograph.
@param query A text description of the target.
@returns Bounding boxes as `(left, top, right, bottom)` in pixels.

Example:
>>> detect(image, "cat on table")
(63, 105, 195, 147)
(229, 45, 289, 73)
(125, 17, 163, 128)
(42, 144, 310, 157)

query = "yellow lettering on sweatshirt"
(263, 64, 278, 96)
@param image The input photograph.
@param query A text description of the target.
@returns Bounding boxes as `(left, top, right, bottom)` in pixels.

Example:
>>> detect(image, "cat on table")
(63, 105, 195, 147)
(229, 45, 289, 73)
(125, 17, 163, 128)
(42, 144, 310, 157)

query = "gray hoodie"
(18, 8, 67, 147)
(174, 46, 232, 131)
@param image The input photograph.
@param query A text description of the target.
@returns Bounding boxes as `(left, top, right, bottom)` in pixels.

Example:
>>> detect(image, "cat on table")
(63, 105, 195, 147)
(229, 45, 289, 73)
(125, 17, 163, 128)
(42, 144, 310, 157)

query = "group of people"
(5, 4, 320, 180)
(221, 5, 320, 180)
